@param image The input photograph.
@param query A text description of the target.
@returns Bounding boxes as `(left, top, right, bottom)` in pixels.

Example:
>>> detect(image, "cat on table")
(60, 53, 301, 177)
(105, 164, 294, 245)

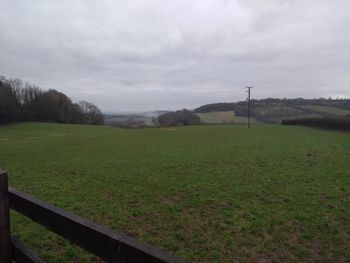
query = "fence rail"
(0, 170, 188, 263)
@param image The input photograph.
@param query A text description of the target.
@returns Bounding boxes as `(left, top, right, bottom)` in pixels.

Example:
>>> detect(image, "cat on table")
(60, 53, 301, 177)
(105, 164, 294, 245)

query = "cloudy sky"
(1, 0, 349, 112)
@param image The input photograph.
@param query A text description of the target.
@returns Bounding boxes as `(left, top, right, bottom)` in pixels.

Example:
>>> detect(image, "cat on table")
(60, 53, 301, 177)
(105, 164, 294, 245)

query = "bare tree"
(79, 101, 104, 125)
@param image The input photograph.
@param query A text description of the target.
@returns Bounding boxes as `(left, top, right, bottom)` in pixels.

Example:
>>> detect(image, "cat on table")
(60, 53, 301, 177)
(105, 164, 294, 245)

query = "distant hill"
(193, 98, 350, 124)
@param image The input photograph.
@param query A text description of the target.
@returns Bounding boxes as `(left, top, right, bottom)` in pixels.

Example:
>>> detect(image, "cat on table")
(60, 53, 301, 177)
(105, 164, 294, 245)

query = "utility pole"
(246, 86, 253, 128)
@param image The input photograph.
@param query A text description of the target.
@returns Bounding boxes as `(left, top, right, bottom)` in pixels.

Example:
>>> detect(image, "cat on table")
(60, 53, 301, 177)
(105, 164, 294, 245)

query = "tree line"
(282, 117, 350, 131)
(158, 109, 200, 126)
(0, 76, 104, 125)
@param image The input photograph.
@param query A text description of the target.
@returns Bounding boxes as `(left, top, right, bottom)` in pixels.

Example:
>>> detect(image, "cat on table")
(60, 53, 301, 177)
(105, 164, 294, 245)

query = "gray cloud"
(1, 0, 349, 112)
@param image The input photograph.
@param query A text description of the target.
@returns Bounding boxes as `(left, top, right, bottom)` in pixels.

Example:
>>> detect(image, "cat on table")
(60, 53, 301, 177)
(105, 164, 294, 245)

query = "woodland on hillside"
(0, 75, 104, 125)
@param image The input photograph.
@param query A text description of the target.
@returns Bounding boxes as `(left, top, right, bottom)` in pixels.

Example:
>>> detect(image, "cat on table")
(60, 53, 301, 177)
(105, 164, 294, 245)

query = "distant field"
(196, 111, 256, 124)
(0, 123, 349, 262)
(297, 105, 350, 116)
(104, 114, 156, 127)
(280, 113, 322, 119)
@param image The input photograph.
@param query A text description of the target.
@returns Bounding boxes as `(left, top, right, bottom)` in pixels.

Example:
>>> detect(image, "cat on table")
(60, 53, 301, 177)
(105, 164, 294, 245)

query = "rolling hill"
(193, 98, 350, 124)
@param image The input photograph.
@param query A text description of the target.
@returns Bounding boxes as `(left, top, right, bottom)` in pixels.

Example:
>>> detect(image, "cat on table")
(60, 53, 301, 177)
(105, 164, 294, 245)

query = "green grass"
(279, 113, 322, 120)
(196, 111, 256, 124)
(0, 122, 349, 262)
(297, 105, 350, 116)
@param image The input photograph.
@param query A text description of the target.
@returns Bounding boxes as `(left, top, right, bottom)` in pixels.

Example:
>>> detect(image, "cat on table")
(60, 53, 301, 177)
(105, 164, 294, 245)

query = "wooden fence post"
(0, 170, 12, 263)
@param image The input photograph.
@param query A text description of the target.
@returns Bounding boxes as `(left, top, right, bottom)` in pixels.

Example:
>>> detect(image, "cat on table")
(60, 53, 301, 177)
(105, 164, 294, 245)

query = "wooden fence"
(0, 170, 188, 263)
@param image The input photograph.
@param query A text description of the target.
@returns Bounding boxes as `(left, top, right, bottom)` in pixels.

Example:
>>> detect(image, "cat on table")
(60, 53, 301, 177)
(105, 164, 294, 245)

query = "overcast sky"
(1, 0, 349, 112)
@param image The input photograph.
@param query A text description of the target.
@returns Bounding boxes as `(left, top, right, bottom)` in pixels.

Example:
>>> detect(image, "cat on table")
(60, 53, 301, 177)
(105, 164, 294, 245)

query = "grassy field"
(0, 123, 349, 262)
(196, 111, 256, 124)
(297, 105, 350, 116)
